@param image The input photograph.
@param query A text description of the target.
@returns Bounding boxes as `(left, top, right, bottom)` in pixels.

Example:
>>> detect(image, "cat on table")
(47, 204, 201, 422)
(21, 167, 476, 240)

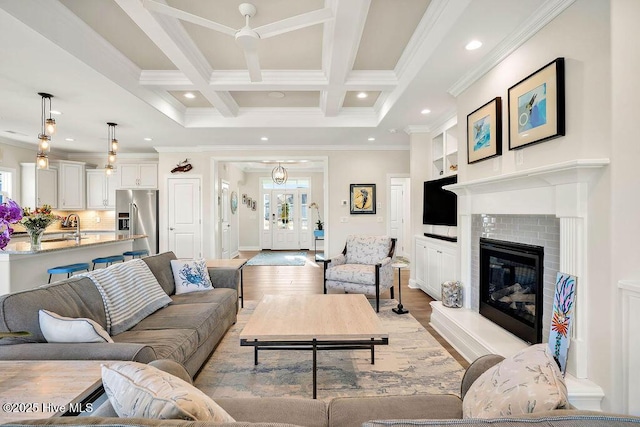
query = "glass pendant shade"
(111, 139, 118, 151)
(45, 117, 56, 135)
(36, 92, 55, 166)
(36, 152, 49, 170)
(272, 163, 288, 185)
(108, 151, 117, 163)
(106, 122, 119, 171)
(38, 135, 50, 152)
(104, 164, 114, 175)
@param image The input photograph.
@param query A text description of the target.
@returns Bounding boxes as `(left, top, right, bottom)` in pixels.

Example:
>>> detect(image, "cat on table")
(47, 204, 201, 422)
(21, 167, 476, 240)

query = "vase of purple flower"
(0, 199, 23, 250)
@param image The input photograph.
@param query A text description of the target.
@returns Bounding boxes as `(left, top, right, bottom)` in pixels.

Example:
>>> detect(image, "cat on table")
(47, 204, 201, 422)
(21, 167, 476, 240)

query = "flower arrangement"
(20, 204, 61, 249)
(309, 202, 323, 230)
(0, 199, 23, 250)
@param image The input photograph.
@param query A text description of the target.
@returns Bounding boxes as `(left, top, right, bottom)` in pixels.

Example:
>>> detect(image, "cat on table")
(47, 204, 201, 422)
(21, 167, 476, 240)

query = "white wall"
(454, 0, 625, 412)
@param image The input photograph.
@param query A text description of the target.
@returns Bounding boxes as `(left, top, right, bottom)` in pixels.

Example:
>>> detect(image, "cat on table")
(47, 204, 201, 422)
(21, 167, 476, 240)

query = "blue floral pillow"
(170, 259, 213, 295)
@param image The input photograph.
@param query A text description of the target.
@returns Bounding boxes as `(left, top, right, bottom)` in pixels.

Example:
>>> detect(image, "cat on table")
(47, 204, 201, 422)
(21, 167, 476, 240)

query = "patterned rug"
(246, 251, 308, 266)
(194, 299, 465, 401)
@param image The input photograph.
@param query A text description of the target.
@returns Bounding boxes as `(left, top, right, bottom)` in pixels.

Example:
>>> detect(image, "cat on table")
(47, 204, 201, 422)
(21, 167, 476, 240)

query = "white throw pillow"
(462, 344, 568, 418)
(38, 309, 113, 343)
(102, 361, 234, 422)
(171, 259, 214, 295)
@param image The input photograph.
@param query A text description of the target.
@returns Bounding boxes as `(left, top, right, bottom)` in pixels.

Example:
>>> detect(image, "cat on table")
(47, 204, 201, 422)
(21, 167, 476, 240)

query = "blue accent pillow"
(170, 259, 213, 295)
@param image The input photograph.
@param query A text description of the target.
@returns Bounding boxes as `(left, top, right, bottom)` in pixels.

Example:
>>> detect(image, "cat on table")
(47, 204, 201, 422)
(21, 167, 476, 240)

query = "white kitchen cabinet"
(20, 163, 58, 209)
(57, 161, 85, 210)
(87, 169, 119, 210)
(414, 235, 457, 300)
(119, 163, 158, 188)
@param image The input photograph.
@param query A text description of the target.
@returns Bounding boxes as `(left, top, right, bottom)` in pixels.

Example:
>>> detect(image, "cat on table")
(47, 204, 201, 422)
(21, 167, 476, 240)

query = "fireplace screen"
(479, 238, 544, 344)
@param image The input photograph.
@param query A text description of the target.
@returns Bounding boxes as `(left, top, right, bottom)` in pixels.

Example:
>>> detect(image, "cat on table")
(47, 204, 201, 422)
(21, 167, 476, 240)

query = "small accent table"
(206, 258, 248, 308)
(391, 262, 409, 314)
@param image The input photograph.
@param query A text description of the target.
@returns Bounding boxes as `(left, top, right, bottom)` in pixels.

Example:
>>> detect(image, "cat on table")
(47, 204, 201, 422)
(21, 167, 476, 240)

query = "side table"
(391, 262, 409, 314)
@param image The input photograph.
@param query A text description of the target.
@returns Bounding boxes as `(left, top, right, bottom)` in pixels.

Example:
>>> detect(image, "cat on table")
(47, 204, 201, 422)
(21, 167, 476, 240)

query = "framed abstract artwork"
(508, 57, 565, 150)
(467, 97, 502, 164)
(350, 184, 376, 214)
(548, 272, 576, 375)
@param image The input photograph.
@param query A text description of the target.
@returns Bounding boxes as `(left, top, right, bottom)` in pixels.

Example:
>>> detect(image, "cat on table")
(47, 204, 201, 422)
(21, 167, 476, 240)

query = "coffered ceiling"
(0, 0, 568, 154)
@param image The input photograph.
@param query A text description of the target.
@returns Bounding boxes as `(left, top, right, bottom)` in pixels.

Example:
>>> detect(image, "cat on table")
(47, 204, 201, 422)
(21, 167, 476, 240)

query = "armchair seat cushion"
(346, 235, 394, 265)
(325, 264, 377, 286)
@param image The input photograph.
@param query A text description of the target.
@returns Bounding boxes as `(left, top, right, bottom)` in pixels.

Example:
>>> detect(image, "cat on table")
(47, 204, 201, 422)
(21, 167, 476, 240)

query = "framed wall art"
(242, 193, 247, 205)
(467, 97, 502, 164)
(350, 184, 376, 214)
(508, 57, 565, 150)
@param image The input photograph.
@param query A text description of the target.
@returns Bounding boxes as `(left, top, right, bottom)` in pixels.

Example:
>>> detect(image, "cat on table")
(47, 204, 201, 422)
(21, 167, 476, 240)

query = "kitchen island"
(0, 234, 147, 295)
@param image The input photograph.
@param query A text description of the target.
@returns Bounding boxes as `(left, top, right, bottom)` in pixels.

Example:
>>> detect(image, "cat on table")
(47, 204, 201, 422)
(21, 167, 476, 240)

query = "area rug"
(194, 299, 465, 401)
(246, 251, 308, 266)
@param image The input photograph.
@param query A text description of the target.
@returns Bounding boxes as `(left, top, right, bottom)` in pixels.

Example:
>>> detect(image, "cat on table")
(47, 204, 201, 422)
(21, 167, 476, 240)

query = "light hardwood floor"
(237, 250, 470, 368)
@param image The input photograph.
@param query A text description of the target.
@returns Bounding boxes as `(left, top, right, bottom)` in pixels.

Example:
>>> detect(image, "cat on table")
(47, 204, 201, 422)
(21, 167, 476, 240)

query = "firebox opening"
(479, 238, 544, 344)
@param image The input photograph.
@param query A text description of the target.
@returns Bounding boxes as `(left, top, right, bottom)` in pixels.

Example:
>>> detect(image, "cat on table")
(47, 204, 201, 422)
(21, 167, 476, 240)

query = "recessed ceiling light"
(268, 91, 285, 99)
(49, 110, 62, 115)
(65, 138, 74, 142)
(368, 137, 375, 141)
(184, 92, 196, 99)
(465, 40, 482, 50)
(260, 137, 269, 141)
(421, 109, 431, 115)
(144, 137, 153, 141)
(357, 92, 368, 99)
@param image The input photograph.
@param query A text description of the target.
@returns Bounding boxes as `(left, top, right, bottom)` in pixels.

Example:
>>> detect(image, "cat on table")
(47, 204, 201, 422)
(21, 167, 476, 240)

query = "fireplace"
(479, 238, 544, 344)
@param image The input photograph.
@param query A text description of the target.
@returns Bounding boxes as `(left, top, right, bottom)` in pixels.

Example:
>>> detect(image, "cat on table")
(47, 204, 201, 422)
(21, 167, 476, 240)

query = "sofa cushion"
(462, 344, 568, 418)
(345, 235, 391, 265)
(170, 287, 237, 306)
(113, 328, 198, 364)
(171, 259, 214, 294)
(38, 309, 113, 343)
(0, 276, 107, 344)
(102, 361, 234, 422)
(131, 303, 225, 345)
(143, 251, 179, 295)
(78, 259, 172, 335)
(325, 264, 376, 286)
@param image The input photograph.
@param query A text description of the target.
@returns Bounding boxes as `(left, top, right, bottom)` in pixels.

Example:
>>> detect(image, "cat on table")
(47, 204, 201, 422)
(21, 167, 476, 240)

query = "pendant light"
(36, 92, 54, 170)
(271, 162, 288, 185)
(105, 122, 118, 175)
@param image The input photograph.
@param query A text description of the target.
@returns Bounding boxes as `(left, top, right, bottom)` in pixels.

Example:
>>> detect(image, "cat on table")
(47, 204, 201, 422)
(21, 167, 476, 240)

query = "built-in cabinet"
(414, 235, 457, 300)
(119, 163, 158, 188)
(432, 118, 458, 178)
(20, 163, 58, 209)
(57, 161, 86, 210)
(86, 169, 120, 210)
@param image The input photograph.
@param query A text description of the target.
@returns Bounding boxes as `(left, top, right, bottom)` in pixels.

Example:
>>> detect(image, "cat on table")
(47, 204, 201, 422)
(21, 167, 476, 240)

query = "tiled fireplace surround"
(428, 160, 609, 410)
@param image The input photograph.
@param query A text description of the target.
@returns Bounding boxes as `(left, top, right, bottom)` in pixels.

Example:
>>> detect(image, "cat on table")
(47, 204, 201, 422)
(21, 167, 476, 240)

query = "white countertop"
(1, 234, 146, 255)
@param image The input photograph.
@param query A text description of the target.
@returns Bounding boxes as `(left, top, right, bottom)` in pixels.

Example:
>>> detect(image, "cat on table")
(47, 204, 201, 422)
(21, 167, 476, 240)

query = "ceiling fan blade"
(255, 8, 333, 39)
(243, 48, 262, 82)
(142, 0, 237, 37)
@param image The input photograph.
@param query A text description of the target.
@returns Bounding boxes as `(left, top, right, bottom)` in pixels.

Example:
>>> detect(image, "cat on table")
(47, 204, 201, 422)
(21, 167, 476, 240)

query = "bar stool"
(91, 255, 125, 270)
(47, 263, 90, 284)
(123, 249, 149, 259)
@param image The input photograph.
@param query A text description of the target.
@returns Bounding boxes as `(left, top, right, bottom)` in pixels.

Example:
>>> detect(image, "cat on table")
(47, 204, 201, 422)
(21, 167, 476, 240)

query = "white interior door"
(272, 191, 299, 250)
(221, 180, 230, 259)
(390, 178, 409, 257)
(168, 177, 202, 259)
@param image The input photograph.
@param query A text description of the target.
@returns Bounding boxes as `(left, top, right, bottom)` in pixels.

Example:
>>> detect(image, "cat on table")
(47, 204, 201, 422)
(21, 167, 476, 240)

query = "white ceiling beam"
(115, 0, 238, 117)
(321, 0, 371, 117)
(0, 0, 186, 126)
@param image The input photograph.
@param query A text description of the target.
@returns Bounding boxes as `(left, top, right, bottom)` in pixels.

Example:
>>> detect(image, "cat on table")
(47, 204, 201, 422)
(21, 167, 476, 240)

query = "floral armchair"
(323, 235, 396, 312)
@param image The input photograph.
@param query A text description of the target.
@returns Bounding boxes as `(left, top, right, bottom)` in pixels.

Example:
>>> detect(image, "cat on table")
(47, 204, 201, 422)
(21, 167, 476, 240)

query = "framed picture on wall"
(242, 193, 247, 205)
(467, 97, 502, 164)
(251, 200, 256, 211)
(508, 57, 565, 150)
(350, 184, 376, 214)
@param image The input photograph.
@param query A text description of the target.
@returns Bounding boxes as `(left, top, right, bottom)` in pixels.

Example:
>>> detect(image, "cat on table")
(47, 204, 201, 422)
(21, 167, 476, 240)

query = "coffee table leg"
(371, 337, 375, 364)
(240, 268, 244, 308)
(312, 339, 317, 399)
(254, 339, 259, 365)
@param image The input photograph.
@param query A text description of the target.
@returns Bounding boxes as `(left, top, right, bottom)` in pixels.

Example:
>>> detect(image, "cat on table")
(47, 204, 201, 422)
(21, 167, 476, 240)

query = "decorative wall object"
(350, 184, 376, 214)
(508, 57, 565, 150)
(251, 200, 256, 211)
(467, 97, 502, 164)
(242, 194, 247, 205)
(171, 158, 193, 173)
(246, 197, 252, 208)
(548, 272, 576, 375)
(230, 191, 238, 214)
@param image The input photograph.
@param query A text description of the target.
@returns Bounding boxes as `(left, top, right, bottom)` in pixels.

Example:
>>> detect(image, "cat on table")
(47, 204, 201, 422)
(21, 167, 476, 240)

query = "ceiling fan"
(142, 1, 333, 82)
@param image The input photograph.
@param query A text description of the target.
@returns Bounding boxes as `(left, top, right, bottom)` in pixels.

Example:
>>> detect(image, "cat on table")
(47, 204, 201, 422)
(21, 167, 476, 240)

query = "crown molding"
(154, 144, 409, 153)
(404, 125, 431, 135)
(448, 0, 576, 97)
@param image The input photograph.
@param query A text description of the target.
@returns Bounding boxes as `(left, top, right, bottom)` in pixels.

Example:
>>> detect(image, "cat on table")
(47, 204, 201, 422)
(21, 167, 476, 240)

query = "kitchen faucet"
(66, 213, 81, 242)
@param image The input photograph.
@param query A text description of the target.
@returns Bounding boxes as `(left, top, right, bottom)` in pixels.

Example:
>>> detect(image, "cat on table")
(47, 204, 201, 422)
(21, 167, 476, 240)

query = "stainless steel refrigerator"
(115, 189, 159, 255)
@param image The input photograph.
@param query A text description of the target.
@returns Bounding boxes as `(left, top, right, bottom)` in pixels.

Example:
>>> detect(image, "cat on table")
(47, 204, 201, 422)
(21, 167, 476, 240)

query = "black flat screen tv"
(423, 175, 457, 226)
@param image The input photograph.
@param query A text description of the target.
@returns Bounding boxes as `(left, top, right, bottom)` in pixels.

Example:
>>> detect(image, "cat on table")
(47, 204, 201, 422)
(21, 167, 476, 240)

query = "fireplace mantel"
(429, 158, 609, 410)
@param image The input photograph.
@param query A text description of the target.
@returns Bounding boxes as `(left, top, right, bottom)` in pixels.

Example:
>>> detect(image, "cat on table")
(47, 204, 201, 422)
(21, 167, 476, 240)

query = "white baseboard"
(238, 246, 261, 251)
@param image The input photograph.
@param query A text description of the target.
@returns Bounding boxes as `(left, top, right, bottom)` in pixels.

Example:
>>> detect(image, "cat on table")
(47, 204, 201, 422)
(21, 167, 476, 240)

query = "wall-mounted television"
(423, 175, 458, 226)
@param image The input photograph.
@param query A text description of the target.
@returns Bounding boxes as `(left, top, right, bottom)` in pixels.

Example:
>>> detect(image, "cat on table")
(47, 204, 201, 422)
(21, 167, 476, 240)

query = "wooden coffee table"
(0, 360, 107, 422)
(239, 294, 388, 398)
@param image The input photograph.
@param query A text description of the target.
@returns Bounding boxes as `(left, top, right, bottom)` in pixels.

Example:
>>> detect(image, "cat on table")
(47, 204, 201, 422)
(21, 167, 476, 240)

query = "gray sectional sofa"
(0, 251, 239, 377)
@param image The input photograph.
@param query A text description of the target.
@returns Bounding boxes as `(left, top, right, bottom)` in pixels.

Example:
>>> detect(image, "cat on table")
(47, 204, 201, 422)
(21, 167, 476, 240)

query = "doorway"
(260, 179, 311, 250)
(389, 176, 410, 258)
(167, 176, 203, 258)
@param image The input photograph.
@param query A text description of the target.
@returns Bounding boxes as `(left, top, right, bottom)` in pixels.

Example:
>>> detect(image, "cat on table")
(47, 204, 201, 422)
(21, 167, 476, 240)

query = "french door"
(261, 189, 310, 250)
